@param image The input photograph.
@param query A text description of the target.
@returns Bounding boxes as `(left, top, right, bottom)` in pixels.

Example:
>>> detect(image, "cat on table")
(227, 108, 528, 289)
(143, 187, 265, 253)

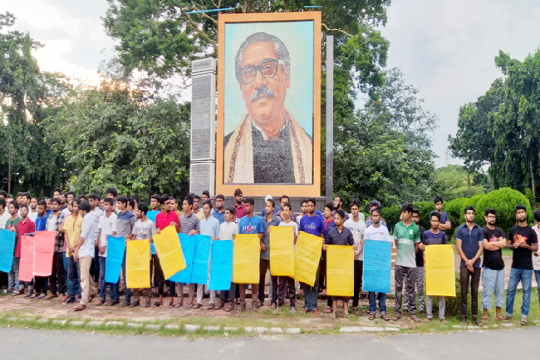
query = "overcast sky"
(5, 0, 540, 168)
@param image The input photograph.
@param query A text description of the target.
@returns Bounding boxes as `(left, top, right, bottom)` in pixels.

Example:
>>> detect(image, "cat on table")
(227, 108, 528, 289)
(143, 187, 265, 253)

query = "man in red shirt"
(233, 189, 246, 219)
(15, 204, 35, 296)
(154, 195, 179, 307)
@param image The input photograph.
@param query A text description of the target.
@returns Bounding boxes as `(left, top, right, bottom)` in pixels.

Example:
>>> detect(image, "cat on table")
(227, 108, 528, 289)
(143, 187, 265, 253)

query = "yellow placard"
(425, 244, 456, 297)
(326, 245, 354, 296)
(270, 226, 294, 276)
(293, 232, 322, 287)
(126, 240, 151, 289)
(233, 234, 261, 284)
(153, 225, 186, 279)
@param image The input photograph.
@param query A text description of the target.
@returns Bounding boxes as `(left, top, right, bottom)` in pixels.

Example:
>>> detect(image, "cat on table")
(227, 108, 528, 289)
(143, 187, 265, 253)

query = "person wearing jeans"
(456, 206, 484, 325)
(481, 208, 507, 322)
(532, 211, 540, 310)
(504, 204, 538, 325)
(368, 292, 387, 316)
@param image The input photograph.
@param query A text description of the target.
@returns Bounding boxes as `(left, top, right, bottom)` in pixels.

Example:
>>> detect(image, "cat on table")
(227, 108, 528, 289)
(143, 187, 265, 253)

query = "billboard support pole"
(325, 34, 334, 203)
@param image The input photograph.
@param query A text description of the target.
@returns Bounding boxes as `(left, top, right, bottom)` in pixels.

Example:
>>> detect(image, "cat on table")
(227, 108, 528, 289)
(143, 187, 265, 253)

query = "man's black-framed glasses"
(240, 59, 285, 84)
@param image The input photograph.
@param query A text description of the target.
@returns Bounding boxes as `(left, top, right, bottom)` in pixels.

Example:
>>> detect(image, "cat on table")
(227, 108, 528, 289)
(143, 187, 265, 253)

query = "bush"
(380, 206, 401, 233)
(474, 187, 533, 236)
(443, 195, 485, 239)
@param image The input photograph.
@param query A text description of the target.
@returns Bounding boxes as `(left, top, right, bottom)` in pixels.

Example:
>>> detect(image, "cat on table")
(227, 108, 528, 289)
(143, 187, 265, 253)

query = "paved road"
(1, 327, 539, 359)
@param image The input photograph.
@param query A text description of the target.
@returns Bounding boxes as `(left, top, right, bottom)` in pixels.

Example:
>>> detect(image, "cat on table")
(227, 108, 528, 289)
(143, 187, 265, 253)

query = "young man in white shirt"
(73, 200, 98, 311)
(364, 207, 391, 321)
(198, 200, 220, 309)
(129, 202, 157, 308)
(276, 202, 298, 314)
(0, 198, 10, 229)
(344, 199, 366, 315)
(96, 198, 117, 306)
(218, 207, 239, 312)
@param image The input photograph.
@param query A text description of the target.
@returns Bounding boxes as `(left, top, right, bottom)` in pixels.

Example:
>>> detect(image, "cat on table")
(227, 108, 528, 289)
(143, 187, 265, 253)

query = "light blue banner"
(208, 240, 233, 291)
(191, 235, 212, 285)
(105, 235, 125, 283)
(362, 240, 391, 293)
(147, 211, 160, 255)
(0, 229, 16, 273)
(169, 234, 195, 284)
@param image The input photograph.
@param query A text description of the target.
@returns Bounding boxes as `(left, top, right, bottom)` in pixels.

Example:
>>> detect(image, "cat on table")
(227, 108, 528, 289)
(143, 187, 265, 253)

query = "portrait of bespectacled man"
(223, 23, 315, 185)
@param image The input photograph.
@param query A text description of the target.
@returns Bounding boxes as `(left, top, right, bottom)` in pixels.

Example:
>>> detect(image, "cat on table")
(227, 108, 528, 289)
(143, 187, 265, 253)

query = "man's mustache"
(250, 86, 275, 103)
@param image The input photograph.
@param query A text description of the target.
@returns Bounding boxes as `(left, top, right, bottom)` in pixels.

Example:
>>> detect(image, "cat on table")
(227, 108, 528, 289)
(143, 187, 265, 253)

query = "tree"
(50, 78, 191, 199)
(431, 165, 489, 202)
(333, 68, 438, 207)
(103, 0, 390, 97)
(448, 79, 504, 192)
(0, 12, 70, 197)
(491, 50, 540, 210)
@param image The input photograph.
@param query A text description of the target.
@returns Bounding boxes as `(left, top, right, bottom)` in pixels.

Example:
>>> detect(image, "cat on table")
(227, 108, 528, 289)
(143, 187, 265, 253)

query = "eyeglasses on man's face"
(239, 59, 286, 84)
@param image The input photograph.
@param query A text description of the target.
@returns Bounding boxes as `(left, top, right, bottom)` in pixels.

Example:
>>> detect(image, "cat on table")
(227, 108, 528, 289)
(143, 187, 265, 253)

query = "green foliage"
(474, 187, 533, 235)
(431, 165, 489, 202)
(380, 201, 435, 232)
(334, 68, 438, 207)
(49, 78, 191, 199)
(0, 12, 71, 197)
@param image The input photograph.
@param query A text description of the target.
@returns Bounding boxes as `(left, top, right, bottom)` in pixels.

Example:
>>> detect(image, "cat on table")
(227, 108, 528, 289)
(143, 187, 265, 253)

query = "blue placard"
(191, 235, 212, 284)
(105, 235, 125, 283)
(0, 229, 16, 273)
(147, 211, 160, 255)
(362, 240, 391, 293)
(169, 234, 195, 283)
(208, 240, 233, 291)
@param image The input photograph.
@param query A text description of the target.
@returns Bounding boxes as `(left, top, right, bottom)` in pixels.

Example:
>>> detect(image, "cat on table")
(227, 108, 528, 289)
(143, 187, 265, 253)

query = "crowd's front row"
(1, 193, 540, 325)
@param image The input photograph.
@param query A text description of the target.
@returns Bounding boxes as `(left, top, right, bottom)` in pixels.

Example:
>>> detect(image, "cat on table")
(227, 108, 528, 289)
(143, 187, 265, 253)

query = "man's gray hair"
(235, 32, 290, 85)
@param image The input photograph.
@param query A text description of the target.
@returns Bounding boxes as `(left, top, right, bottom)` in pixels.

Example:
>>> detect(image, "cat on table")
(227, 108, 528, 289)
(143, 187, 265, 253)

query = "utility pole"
(8, 142, 11, 196)
(325, 34, 334, 203)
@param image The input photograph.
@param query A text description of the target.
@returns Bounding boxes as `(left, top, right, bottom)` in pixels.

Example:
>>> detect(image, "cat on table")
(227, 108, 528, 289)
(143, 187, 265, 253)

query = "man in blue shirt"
(456, 206, 484, 326)
(34, 200, 49, 231)
(212, 194, 226, 224)
(299, 198, 324, 315)
(238, 197, 264, 312)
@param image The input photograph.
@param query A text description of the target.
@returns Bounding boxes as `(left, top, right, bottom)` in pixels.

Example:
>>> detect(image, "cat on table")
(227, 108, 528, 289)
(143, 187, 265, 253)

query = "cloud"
(380, 0, 540, 167)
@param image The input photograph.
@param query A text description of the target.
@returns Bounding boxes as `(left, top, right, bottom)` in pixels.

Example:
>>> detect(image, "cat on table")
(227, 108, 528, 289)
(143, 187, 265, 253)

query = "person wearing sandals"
(177, 196, 199, 309)
(364, 207, 391, 321)
(73, 200, 98, 311)
(116, 196, 138, 307)
(34, 200, 50, 299)
(15, 204, 35, 297)
(344, 199, 366, 316)
(298, 198, 324, 316)
(95, 198, 118, 306)
(217, 207, 239, 312)
(61, 200, 83, 304)
(504, 204, 538, 326)
(392, 203, 422, 323)
(275, 203, 298, 314)
(405, 208, 425, 316)
(481, 208, 507, 323)
(420, 212, 450, 323)
(129, 202, 156, 308)
(198, 200, 220, 310)
(323, 210, 356, 318)
(6, 201, 21, 294)
(533, 211, 540, 315)
(237, 197, 264, 312)
(456, 206, 484, 326)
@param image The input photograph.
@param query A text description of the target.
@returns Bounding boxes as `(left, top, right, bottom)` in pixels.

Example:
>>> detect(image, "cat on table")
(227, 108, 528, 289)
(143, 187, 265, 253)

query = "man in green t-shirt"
(392, 202, 421, 322)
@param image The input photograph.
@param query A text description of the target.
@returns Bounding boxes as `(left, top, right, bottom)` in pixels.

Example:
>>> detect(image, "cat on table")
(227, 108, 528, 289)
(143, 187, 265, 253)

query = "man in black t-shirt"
(504, 204, 538, 326)
(481, 208, 507, 322)
(404, 209, 426, 315)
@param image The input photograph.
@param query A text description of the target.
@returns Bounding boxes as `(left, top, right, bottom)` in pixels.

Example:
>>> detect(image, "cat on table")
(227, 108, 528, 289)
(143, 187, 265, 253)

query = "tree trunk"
(530, 160, 537, 211)
(467, 172, 471, 198)
(490, 160, 495, 190)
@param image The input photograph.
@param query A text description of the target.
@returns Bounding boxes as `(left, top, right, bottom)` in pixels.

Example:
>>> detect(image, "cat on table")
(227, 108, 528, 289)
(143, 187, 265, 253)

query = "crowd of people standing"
(0, 189, 539, 325)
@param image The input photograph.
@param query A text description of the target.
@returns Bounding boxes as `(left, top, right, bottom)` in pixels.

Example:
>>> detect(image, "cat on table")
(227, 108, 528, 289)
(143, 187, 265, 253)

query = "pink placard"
(33, 231, 55, 277)
(18, 235, 35, 282)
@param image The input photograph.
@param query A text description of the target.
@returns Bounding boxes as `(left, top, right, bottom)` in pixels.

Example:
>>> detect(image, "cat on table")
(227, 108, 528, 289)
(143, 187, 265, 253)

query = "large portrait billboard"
(216, 12, 321, 197)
